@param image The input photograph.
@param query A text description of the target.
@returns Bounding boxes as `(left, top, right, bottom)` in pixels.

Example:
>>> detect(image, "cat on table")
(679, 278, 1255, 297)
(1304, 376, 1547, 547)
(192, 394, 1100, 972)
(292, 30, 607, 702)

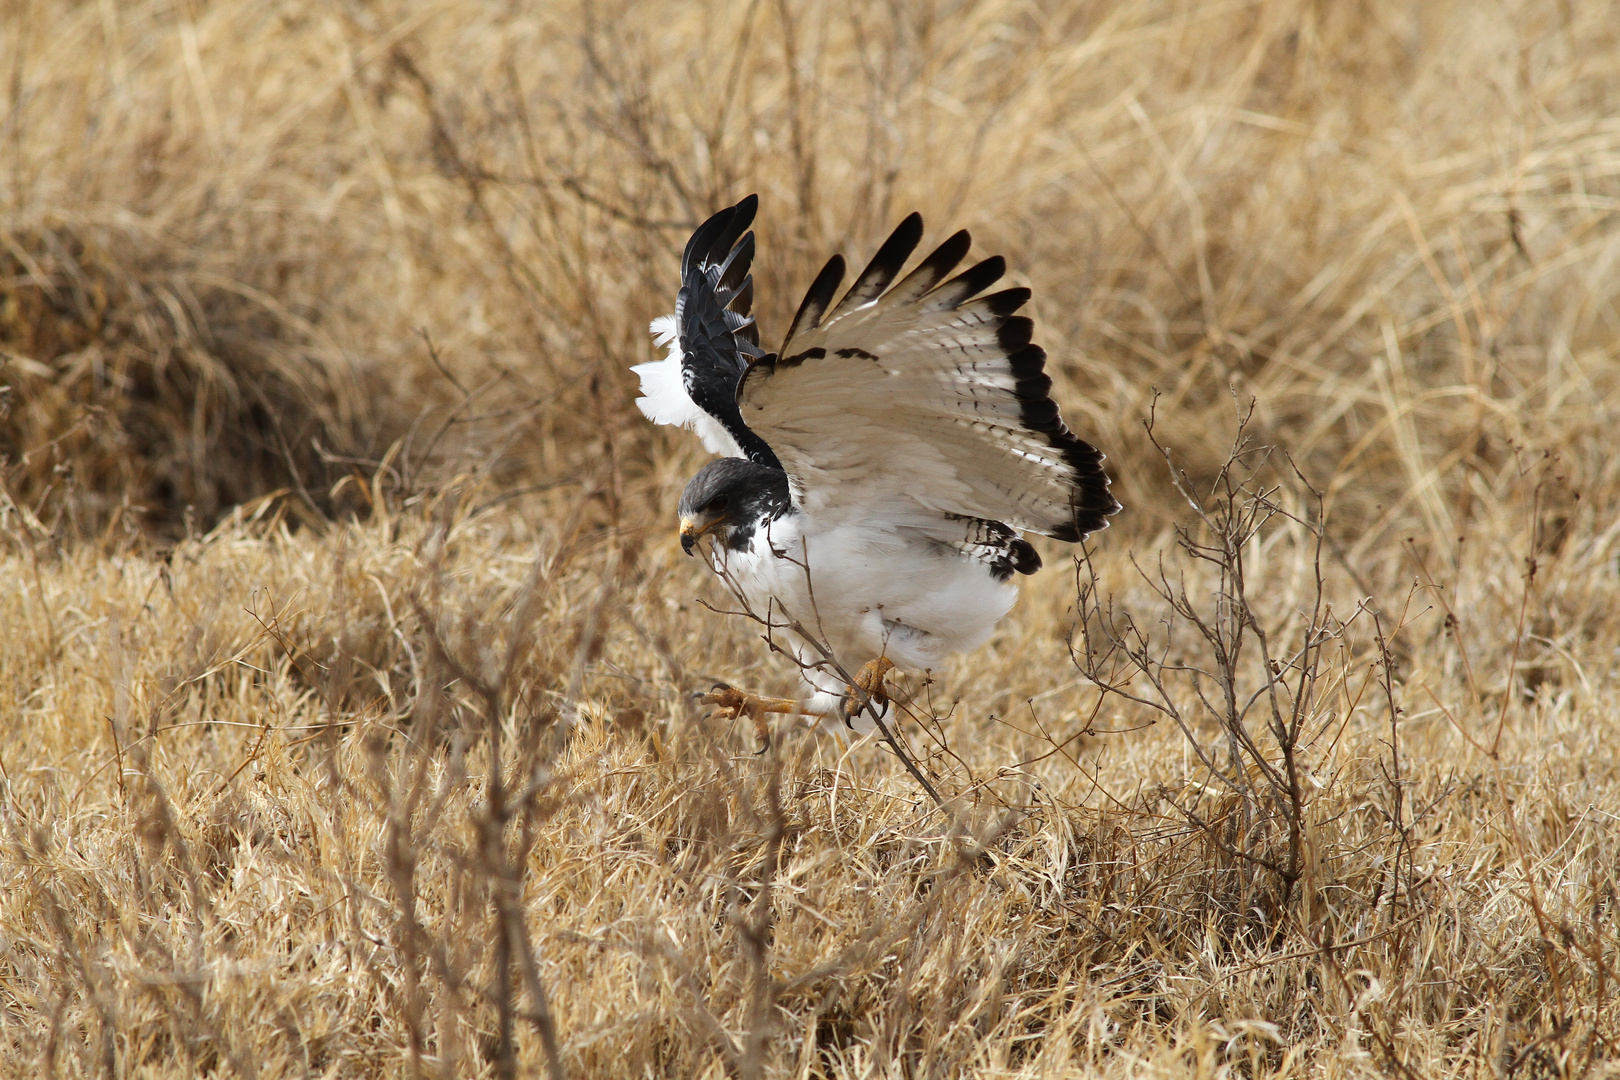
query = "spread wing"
(737, 215, 1119, 542)
(632, 195, 780, 467)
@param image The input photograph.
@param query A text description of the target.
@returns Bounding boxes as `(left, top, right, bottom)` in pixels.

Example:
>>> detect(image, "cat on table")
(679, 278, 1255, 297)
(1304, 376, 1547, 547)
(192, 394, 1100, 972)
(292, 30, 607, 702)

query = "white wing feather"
(633, 315, 745, 458)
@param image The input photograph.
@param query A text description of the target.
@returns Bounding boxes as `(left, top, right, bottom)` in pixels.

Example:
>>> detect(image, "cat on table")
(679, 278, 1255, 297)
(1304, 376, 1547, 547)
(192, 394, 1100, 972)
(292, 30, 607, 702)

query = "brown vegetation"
(2, 1, 1618, 1075)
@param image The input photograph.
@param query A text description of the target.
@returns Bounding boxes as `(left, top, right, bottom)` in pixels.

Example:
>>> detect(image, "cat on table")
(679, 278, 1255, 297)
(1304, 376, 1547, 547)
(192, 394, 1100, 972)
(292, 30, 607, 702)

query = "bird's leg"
(701, 682, 802, 751)
(842, 656, 896, 724)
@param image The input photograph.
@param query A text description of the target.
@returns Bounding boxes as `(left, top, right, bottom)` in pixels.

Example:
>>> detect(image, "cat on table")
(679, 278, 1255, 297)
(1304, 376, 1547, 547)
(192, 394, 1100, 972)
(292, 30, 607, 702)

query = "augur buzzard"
(632, 195, 1118, 734)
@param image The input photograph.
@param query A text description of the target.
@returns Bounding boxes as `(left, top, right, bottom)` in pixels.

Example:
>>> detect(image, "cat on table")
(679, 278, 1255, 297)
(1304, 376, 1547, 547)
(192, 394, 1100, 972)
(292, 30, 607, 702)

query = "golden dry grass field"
(3, 1, 1620, 1076)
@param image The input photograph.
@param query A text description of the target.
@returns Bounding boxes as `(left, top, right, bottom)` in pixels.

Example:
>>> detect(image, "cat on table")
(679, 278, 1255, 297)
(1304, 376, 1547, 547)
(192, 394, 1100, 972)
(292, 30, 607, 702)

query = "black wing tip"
(1000, 344, 1122, 540)
(940, 255, 1006, 304)
(997, 315, 1035, 352)
(1049, 455, 1122, 540)
(1047, 490, 1122, 543)
(907, 230, 973, 290)
(885, 212, 925, 254)
(714, 232, 755, 293)
(782, 216, 993, 351)
(783, 253, 847, 344)
(828, 212, 927, 317)
(887, 212, 925, 253)
(895, 213, 925, 253)
(714, 194, 759, 262)
(682, 194, 760, 273)
(982, 287, 1032, 317)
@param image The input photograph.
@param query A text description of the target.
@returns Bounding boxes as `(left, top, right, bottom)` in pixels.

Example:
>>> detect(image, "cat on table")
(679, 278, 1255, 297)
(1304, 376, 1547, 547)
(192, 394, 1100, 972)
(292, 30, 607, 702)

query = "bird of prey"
(632, 195, 1118, 737)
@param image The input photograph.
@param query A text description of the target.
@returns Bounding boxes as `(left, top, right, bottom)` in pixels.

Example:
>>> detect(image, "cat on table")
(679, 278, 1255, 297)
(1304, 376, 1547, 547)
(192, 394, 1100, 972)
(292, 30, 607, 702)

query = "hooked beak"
(679, 517, 703, 556)
(681, 512, 728, 556)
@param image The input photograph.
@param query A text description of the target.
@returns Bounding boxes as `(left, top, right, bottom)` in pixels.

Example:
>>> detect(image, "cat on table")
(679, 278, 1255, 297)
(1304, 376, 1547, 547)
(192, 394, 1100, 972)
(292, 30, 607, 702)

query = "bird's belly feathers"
(716, 514, 1018, 675)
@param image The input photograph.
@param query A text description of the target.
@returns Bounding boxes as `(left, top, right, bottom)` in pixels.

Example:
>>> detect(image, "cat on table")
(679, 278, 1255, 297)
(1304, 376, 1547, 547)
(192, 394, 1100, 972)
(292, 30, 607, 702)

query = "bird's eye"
(705, 494, 730, 515)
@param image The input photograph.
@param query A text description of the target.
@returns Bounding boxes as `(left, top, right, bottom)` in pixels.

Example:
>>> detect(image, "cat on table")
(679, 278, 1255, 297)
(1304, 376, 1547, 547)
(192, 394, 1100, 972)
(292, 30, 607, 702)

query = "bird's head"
(677, 458, 789, 555)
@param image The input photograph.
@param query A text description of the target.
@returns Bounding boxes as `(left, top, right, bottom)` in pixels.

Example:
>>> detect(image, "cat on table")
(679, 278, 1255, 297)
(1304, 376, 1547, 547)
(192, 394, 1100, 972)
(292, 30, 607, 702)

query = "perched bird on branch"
(633, 195, 1118, 739)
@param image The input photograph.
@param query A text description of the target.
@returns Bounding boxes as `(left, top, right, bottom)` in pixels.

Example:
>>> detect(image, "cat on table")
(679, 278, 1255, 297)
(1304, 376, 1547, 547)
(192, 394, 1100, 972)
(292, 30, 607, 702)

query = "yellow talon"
(842, 657, 896, 724)
(700, 683, 800, 750)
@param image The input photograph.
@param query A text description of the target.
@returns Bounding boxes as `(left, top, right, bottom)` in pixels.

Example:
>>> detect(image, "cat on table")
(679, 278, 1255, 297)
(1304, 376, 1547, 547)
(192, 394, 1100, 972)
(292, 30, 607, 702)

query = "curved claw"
(698, 684, 800, 749)
(841, 657, 896, 727)
(699, 683, 747, 717)
(691, 680, 733, 705)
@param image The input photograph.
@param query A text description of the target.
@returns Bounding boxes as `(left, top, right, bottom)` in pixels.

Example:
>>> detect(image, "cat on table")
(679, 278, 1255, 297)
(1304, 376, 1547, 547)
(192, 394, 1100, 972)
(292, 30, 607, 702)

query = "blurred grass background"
(2, 1, 1618, 1076)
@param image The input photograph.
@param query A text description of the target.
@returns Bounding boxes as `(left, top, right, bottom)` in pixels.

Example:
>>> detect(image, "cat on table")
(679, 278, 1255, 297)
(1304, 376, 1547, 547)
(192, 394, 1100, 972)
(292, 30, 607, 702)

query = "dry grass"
(3, 0, 1619, 1075)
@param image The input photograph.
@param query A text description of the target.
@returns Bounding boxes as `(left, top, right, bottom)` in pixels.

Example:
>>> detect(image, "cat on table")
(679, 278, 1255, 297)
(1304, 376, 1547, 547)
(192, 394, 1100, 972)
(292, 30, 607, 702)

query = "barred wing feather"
(737, 217, 1119, 540)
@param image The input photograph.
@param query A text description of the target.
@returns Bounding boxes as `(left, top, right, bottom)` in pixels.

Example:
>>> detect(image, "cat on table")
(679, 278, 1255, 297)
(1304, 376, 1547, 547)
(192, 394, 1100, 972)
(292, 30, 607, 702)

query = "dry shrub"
(1073, 404, 1342, 938)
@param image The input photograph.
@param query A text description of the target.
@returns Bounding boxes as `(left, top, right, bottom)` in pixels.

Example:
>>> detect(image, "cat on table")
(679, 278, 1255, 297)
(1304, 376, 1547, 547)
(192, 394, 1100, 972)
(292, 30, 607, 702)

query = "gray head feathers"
(678, 458, 793, 554)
